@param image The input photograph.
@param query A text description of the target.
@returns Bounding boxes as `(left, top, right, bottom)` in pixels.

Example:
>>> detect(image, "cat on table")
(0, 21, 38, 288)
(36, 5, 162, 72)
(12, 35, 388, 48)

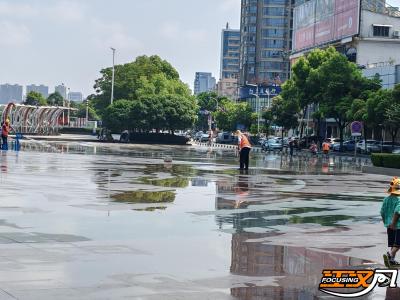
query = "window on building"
(373, 25, 390, 37)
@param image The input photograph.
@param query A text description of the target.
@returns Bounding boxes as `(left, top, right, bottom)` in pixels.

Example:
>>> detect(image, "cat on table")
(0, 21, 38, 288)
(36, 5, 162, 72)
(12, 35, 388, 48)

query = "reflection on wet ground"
(0, 141, 392, 299)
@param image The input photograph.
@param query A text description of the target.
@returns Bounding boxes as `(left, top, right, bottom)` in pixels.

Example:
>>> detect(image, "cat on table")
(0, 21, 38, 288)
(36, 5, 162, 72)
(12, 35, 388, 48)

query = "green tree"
(164, 95, 198, 133)
(214, 102, 255, 132)
(262, 110, 274, 136)
(24, 91, 47, 106)
(270, 95, 299, 143)
(47, 92, 64, 106)
(73, 101, 99, 120)
(91, 55, 190, 114)
(284, 47, 381, 149)
(385, 104, 400, 148)
(102, 100, 133, 132)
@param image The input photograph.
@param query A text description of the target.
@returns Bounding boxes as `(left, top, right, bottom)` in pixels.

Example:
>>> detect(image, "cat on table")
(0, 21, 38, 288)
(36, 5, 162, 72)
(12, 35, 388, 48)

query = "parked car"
(332, 140, 356, 152)
(392, 147, 400, 154)
(356, 140, 380, 154)
(216, 132, 234, 144)
(262, 139, 283, 151)
(329, 138, 342, 149)
(194, 131, 204, 141)
(199, 133, 210, 142)
(379, 141, 400, 153)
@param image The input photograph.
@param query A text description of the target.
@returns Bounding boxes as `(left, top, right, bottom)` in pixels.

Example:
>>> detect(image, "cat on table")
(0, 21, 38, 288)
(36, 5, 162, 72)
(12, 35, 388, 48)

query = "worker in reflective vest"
(236, 130, 251, 170)
(322, 140, 330, 156)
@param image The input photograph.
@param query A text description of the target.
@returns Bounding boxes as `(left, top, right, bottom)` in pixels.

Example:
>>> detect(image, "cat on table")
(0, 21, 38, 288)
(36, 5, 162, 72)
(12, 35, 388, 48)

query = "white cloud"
(44, 1, 86, 22)
(160, 21, 207, 43)
(218, 0, 241, 12)
(89, 19, 144, 52)
(0, 21, 31, 47)
(0, 1, 37, 17)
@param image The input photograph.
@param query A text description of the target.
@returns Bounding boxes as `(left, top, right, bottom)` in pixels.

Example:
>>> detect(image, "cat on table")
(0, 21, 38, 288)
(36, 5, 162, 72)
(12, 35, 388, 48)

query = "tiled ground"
(0, 143, 394, 299)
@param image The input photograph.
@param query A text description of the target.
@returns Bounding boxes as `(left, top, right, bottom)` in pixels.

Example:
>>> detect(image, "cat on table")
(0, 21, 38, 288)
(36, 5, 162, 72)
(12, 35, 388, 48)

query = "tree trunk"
(391, 128, 398, 151)
(299, 109, 307, 139)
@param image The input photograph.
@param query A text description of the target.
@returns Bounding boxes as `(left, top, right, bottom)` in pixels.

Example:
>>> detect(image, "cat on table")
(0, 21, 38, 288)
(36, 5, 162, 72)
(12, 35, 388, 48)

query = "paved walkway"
(0, 142, 393, 299)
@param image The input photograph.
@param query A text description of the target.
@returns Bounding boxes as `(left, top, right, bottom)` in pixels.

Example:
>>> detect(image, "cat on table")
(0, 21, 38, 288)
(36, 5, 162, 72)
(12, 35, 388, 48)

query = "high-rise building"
(221, 23, 241, 80)
(194, 72, 216, 95)
(26, 84, 49, 98)
(0, 84, 23, 104)
(55, 84, 67, 99)
(218, 23, 240, 100)
(68, 92, 83, 102)
(239, 0, 293, 87)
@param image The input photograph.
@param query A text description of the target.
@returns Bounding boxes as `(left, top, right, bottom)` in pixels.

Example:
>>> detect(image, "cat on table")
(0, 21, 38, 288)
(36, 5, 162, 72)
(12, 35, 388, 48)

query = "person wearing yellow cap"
(382, 177, 400, 267)
(1, 119, 11, 150)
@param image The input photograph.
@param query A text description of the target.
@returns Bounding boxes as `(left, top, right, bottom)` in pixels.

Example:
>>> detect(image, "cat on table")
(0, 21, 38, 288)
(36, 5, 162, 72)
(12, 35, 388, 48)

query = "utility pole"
(247, 82, 260, 135)
(110, 47, 116, 105)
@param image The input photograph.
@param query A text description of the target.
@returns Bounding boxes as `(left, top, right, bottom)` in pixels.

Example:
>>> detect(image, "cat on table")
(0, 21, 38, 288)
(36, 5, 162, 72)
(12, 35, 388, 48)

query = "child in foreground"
(382, 177, 400, 267)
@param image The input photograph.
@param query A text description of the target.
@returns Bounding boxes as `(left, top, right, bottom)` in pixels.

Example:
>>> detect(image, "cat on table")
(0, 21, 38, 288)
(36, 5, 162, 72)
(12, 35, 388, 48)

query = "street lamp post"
(86, 99, 89, 123)
(247, 83, 260, 135)
(110, 47, 116, 105)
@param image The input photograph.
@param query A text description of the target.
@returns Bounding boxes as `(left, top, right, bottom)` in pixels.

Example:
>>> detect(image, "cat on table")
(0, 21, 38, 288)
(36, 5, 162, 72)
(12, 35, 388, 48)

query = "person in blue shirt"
(382, 177, 400, 267)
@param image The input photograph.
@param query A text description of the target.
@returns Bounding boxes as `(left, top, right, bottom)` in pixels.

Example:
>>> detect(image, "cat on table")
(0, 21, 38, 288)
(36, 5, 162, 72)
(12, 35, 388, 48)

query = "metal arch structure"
(0, 103, 71, 135)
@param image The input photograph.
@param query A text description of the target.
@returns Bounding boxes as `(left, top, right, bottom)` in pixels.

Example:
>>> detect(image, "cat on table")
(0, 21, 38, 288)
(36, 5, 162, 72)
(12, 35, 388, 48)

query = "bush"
(371, 154, 400, 169)
(128, 133, 189, 145)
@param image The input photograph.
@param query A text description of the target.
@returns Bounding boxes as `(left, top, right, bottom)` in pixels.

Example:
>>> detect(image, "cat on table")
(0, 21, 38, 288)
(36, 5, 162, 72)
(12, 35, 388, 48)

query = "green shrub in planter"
(371, 154, 400, 169)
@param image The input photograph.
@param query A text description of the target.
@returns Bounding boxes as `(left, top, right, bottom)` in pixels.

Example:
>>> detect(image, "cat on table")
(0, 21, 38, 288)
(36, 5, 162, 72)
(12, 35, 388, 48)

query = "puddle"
(230, 236, 377, 299)
(112, 190, 176, 204)
(139, 176, 189, 188)
(133, 206, 167, 212)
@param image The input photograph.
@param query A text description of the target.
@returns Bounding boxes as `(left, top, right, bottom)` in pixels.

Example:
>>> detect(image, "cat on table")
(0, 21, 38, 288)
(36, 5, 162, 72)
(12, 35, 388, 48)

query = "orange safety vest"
(239, 135, 251, 149)
(322, 143, 330, 151)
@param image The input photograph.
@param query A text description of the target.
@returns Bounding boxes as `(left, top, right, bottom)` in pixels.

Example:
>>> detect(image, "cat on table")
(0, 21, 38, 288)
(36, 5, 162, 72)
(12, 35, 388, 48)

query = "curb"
(362, 166, 400, 177)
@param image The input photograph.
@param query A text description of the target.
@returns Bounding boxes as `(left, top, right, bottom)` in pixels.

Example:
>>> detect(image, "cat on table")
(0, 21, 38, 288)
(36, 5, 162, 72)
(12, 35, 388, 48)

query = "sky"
(0, 0, 241, 97)
(1, 0, 399, 98)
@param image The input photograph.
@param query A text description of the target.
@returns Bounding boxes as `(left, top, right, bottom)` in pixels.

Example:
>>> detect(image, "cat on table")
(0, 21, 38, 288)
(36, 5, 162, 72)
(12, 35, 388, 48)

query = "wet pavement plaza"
(0, 141, 397, 299)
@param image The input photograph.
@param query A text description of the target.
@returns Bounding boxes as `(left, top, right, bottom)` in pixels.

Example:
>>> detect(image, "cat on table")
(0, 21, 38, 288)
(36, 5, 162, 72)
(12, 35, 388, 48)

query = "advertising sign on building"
(239, 85, 282, 99)
(293, 0, 360, 52)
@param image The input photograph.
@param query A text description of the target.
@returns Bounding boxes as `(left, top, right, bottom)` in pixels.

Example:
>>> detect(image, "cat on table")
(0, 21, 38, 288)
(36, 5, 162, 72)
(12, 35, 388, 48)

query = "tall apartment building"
(193, 72, 216, 95)
(68, 92, 83, 102)
(220, 23, 241, 80)
(0, 84, 23, 104)
(218, 23, 240, 99)
(239, 0, 293, 87)
(55, 84, 67, 99)
(26, 84, 49, 98)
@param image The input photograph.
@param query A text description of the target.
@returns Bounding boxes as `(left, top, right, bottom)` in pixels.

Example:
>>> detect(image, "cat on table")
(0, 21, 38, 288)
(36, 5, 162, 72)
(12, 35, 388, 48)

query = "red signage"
(293, 0, 360, 52)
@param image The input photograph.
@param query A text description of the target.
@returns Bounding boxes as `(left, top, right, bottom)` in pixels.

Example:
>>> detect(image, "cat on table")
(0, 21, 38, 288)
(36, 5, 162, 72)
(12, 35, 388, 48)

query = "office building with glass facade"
(239, 0, 293, 87)
(194, 72, 216, 95)
(220, 24, 240, 80)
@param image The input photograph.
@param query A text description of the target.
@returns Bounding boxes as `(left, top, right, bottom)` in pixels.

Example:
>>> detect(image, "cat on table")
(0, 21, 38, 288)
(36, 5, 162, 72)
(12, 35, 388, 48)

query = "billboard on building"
(293, 0, 360, 52)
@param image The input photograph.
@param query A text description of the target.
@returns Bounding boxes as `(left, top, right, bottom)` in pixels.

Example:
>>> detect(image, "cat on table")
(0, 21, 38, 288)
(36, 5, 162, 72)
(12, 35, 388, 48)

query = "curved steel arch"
(0, 103, 71, 135)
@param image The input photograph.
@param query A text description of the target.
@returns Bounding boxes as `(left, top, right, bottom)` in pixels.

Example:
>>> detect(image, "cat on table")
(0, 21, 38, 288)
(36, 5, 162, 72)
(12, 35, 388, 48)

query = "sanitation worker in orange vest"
(1, 119, 11, 151)
(322, 139, 330, 156)
(236, 130, 251, 170)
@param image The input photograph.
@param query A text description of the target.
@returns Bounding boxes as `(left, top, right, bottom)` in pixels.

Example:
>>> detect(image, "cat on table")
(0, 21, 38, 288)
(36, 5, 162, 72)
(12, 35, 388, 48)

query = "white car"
(356, 140, 380, 154)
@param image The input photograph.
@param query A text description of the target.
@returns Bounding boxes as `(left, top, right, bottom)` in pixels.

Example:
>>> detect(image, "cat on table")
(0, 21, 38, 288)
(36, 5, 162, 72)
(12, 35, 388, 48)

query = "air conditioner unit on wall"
(393, 30, 400, 38)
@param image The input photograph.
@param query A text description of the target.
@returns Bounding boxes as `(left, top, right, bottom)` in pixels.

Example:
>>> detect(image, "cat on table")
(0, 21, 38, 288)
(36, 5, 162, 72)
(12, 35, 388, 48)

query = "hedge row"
(371, 154, 400, 169)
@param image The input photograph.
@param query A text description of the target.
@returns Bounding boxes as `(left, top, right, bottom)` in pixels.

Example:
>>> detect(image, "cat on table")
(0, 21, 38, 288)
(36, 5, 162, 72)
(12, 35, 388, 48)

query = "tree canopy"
(24, 91, 47, 106)
(47, 92, 64, 106)
(89, 55, 197, 132)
